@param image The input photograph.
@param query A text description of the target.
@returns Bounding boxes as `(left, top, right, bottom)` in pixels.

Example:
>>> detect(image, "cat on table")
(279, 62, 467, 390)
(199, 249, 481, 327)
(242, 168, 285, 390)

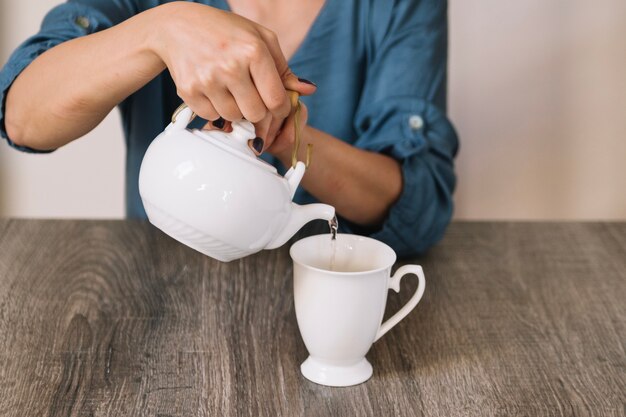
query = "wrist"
(275, 147, 293, 167)
(137, 4, 175, 67)
(275, 125, 313, 167)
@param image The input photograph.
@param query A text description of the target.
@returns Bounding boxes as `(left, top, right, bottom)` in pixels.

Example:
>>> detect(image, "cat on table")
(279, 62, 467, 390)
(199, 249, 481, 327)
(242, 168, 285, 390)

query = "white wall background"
(449, 0, 626, 219)
(1, 0, 625, 220)
(0, 0, 125, 218)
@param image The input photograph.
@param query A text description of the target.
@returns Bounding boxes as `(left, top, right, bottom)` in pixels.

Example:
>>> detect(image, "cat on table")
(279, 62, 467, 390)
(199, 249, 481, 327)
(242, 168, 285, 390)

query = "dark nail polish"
(252, 137, 264, 154)
(212, 117, 225, 129)
(298, 77, 316, 87)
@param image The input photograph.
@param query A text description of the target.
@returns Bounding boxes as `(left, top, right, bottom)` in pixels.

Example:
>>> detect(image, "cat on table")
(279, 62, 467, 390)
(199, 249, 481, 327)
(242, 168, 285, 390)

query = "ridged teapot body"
(138, 107, 335, 262)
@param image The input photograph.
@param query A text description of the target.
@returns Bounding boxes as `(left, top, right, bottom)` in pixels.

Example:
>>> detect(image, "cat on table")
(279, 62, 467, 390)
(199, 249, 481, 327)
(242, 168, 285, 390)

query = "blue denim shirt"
(0, 0, 458, 256)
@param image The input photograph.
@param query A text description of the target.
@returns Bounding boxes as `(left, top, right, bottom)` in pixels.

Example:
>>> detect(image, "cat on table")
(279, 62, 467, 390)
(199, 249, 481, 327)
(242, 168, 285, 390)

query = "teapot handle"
(169, 104, 255, 145)
(170, 104, 196, 131)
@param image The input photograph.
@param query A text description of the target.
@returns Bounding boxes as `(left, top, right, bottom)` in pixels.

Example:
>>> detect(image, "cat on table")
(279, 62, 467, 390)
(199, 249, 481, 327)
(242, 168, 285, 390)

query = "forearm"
(277, 126, 403, 226)
(5, 7, 166, 150)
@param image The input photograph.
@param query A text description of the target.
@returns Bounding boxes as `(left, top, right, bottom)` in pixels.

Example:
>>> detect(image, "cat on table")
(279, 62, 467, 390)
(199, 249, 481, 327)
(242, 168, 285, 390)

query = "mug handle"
(374, 265, 426, 342)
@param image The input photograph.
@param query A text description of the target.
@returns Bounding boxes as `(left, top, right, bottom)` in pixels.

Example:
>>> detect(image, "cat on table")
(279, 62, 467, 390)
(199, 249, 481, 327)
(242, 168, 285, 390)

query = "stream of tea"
(291, 91, 338, 271)
(329, 215, 338, 271)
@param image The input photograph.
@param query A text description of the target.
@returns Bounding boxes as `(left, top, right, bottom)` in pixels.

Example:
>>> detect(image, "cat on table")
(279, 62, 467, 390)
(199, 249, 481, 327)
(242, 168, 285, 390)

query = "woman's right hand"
(150, 2, 315, 139)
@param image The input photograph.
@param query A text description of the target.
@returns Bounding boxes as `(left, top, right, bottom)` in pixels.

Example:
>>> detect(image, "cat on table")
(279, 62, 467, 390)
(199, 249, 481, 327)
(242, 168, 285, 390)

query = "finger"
(207, 88, 243, 121)
(201, 117, 228, 131)
(282, 68, 317, 97)
(284, 101, 308, 142)
(228, 72, 268, 123)
(185, 94, 220, 122)
(249, 52, 291, 119)
(255, 26, 290, 77)
(255, 27, 317, 97)
(279, 112, 296, 146)
(253, 114, 271, 140)
(251, 114, 272, 154)
(258, 100, 297, 151)
(266, 114, 286, 142)
(263, 92, 297, 143)
(267, 103, 308, 156)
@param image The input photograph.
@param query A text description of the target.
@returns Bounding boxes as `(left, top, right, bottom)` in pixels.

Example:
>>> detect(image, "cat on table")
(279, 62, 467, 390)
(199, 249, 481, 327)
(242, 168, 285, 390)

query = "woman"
(0, 0, 458, 256)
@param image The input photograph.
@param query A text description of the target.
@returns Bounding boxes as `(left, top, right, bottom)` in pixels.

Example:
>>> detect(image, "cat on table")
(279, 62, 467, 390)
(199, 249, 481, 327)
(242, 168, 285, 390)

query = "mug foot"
(300, 356, 373, 387)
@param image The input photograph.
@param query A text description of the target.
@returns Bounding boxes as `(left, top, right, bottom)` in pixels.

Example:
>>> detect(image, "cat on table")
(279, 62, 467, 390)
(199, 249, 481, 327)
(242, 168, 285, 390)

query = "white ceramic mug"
(290, 234, 426, 387)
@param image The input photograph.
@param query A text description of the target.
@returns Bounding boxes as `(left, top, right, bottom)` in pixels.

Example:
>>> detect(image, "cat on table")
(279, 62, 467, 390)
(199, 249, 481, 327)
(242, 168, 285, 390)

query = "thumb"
(282, 69, 317, 97)
(253, 25, 317, 96)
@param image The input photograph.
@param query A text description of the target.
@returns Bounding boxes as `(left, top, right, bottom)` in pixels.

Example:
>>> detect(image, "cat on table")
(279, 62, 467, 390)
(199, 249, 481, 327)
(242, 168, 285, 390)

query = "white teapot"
(138, 105, 335, 262)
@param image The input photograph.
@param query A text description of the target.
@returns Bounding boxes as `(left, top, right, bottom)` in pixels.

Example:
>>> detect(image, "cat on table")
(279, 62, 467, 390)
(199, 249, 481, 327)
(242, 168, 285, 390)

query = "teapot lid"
(194, 120, 278, 174)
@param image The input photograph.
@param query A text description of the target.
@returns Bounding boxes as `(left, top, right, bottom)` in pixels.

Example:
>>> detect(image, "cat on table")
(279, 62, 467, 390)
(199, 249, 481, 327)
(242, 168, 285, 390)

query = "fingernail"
(251, 137, 264, 154)
(212, 117, 225, 129)
(298, 77, 316, 87)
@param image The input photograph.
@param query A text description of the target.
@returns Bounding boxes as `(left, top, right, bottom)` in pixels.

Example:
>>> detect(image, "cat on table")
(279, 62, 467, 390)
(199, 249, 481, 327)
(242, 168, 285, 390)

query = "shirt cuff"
(369, 156, 454, 257)
(345, 96, 458, 256)
(353, 95, 457, 160)
(0, 42, 60, 153)
(0, 2, 111, 153)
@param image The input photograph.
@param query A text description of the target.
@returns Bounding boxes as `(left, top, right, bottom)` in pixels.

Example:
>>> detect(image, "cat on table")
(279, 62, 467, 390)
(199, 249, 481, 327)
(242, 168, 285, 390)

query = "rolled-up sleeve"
(0, 0, 137, 152)
(347, 0, 459, 256)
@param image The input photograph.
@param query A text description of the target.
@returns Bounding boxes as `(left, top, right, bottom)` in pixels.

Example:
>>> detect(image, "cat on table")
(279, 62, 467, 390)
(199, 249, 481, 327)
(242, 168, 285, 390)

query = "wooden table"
(0, 220, 624, 416)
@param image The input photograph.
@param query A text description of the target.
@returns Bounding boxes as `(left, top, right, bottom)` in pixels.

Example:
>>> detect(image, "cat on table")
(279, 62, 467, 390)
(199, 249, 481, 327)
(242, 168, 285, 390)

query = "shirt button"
(408, 115, 424, 131)
(75, 16, 90, 29)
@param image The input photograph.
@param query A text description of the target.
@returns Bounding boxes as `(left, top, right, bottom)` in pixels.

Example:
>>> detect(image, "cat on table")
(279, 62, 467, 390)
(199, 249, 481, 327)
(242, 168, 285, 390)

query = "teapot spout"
(265, 203, 335, 250)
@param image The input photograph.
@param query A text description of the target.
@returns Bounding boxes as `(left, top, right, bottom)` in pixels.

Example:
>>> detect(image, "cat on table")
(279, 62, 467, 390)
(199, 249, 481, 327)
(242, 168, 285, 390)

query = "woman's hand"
(151, 2, 315, 148)
(265, 101, 309, 160)
(202, 99, 309, 159)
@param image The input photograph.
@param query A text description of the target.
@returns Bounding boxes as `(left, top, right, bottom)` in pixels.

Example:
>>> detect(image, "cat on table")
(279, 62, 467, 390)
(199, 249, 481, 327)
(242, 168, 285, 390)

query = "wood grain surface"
(0, 220, 624, 416)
